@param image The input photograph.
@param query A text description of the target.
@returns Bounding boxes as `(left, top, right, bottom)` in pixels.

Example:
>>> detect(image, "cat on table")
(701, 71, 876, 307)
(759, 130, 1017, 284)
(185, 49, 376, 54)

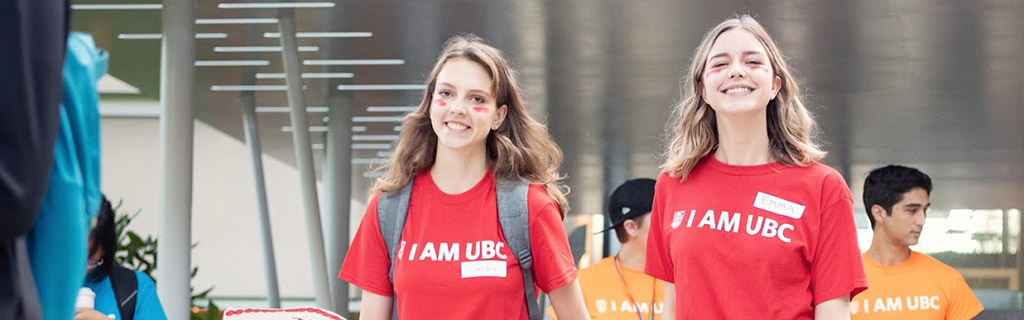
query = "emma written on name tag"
(461, 260, 507, 278)
(753, 192, 806, 219)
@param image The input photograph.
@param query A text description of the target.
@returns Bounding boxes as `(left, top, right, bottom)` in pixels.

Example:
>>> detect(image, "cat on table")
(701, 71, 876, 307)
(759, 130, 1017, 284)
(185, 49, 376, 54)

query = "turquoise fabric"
(62, 32, 104, 227)
(85, 270, 168, 320)
(27, 32, 106, 320)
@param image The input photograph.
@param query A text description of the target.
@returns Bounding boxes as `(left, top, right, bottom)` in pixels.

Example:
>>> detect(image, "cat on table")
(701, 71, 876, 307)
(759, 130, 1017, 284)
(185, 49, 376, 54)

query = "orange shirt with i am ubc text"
(850, 251, 983, 320)
(549, 257, 665, 319)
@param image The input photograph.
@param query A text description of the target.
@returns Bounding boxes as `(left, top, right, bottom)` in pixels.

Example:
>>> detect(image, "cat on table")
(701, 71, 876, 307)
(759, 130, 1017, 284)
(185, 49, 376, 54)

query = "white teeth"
(446, 122, 468, 130)
(725, 87, 751, 94)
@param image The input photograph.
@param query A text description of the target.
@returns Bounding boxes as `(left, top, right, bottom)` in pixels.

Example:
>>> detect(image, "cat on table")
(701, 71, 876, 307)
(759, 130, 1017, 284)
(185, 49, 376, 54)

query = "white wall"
(101, 115, 366, 301)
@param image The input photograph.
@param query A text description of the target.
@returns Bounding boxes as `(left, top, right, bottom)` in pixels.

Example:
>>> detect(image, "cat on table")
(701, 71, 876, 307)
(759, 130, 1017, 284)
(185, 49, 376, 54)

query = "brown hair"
(373, 34, 570, 216)
(662, 15, 825, 180)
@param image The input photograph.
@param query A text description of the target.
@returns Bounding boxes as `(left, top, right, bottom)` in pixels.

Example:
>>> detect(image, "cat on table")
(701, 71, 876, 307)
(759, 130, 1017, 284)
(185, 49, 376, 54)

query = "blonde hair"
(661, 15, 825, 180)
(373, 34, 570, 216)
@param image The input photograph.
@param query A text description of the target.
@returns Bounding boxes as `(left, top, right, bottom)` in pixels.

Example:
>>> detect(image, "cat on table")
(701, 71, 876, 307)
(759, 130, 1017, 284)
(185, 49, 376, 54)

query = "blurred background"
(70, 0, 1022, 317)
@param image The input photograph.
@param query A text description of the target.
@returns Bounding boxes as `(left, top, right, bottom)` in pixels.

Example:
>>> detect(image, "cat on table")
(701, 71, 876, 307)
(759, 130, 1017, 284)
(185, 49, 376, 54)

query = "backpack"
(108, 265, 137, 320)
(377, 178, 541, 320)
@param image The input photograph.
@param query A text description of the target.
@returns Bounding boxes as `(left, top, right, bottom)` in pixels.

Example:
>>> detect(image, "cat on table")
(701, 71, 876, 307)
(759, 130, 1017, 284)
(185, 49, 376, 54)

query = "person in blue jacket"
(75, 196, 166, 320)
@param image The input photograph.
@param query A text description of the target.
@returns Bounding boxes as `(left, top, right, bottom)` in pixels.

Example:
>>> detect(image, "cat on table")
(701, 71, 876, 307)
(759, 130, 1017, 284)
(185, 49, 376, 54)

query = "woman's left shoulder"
(798, 162, 854, 203)
(797, 160, 837, 174)
(811, 162, 849, 187)
(525, 184, 561, 218)
(526, 184, 556, 206)
(788, 161, 846, 183)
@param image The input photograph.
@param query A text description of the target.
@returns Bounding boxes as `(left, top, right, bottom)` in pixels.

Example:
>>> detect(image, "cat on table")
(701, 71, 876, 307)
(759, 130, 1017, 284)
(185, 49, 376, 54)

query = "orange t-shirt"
(551, 256, 665, 320)
(851, 251, 984, 320)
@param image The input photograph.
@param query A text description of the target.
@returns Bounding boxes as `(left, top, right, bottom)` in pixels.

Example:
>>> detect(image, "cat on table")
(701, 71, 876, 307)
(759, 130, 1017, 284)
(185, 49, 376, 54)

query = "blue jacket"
(86, 270, 168, 320)
(27, 32, 105, 320)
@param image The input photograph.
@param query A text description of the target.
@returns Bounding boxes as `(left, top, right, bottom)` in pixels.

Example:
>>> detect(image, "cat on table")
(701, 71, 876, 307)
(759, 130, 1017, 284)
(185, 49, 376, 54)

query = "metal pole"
(1018, 211, 1024, 290)
(241, 93, 282, 308)
(277, 8, 333, 310)
(325, 92, 353, 316)
(601, 12, 627, 258)
(157, 1, 195, 319)
(1004, 209, 1011, 268)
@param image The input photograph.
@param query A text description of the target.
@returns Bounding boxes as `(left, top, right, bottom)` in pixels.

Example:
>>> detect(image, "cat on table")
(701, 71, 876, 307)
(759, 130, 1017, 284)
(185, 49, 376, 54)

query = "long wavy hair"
(373, 34, 569, 216)
(662, 15, 825, 180)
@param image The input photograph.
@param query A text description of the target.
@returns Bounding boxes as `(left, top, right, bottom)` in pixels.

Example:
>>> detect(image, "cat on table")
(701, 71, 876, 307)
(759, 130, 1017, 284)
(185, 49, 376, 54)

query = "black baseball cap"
(599, 178, 656, 233)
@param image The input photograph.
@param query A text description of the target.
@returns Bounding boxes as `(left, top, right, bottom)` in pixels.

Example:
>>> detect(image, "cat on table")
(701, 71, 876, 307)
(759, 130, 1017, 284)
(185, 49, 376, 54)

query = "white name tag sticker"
(461, 260, 507, 278)
(753, 192, 806, 219)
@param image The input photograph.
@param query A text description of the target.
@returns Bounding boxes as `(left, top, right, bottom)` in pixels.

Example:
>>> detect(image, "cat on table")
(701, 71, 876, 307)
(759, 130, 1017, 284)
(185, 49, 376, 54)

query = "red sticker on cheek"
(705, 69, 722, 78)
(434, 99, 447, 107)
(472, 107, 488, 113)
(750, 65, 770, 73)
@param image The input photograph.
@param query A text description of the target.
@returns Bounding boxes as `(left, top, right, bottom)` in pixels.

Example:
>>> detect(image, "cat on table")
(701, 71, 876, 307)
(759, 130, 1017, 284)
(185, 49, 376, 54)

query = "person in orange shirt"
(852, 165, 984, 319)
(553, 178, 664, 320)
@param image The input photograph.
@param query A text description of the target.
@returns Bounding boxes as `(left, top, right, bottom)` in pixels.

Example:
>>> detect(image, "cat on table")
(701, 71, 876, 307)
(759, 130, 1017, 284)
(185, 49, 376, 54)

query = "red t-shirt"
(339, 171, 577, 319)
(645, 156, 868, 319)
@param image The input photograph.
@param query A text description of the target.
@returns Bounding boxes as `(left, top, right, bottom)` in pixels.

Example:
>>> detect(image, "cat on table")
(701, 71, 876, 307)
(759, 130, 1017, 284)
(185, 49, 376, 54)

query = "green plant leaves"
(111, 199, 217, 315)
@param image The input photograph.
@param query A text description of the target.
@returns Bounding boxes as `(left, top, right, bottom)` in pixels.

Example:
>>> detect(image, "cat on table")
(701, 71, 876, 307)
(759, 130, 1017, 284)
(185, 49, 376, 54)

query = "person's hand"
(74, 308, 110, 320)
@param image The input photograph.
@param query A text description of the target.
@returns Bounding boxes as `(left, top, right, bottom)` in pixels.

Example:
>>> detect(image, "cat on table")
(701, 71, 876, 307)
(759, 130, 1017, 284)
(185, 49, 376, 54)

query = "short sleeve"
(810, 173, 868, 304)
(527, 186, 578, 293)
(338, 193, 395, 296)
(134, 270, 168, 320)
(644, 172, 674, 283)
(946, 272, 984, 320)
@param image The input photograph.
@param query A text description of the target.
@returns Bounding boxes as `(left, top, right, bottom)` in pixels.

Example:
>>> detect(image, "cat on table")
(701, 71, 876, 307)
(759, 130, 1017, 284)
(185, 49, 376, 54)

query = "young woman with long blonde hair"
(645, 15, 867, 319)
(340, 34, 588, 320)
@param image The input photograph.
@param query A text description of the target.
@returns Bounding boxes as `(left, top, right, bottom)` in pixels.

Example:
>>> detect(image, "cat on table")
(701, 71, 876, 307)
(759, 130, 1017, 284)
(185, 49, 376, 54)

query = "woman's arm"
(359, 291, 394, 320)
(548, 279, 590, 320)
(814, 295, 851, 320)
(663, 283, 675, 319)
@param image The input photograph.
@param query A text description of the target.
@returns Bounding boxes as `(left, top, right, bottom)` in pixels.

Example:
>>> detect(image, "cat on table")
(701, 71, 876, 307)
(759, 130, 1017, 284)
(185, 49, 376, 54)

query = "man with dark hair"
(552, 178, 665, 319)
(850, 165, 983, 319)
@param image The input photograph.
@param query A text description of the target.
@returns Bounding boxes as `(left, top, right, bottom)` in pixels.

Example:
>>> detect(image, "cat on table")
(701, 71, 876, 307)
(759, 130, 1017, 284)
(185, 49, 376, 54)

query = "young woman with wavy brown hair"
(340, 34, 588, 320)
(644, 15, 867, 319)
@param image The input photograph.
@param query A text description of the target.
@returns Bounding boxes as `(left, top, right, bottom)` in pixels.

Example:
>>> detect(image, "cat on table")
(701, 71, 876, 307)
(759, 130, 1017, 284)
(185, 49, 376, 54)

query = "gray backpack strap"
(496, 179, 541, 320)
(377, 182, 413, 320)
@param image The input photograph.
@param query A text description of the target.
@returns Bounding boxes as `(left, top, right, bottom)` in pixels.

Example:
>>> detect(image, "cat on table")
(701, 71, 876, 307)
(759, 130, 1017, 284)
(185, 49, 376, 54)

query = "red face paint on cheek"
(705, 68, 722, 78)
(471, 107, 488, 113)
(750, 65, 770, 73)
(434, 99, 447, 107)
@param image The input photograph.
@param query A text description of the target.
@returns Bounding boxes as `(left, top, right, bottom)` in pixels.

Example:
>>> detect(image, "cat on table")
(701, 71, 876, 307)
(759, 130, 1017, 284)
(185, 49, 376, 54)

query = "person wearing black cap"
(552, 178, 665, 319)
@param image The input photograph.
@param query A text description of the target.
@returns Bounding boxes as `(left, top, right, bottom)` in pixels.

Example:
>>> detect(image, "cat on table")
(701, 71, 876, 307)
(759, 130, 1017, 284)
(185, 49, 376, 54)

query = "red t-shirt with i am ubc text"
(645, 156, 868, 319)
(339, 171, 577, 319)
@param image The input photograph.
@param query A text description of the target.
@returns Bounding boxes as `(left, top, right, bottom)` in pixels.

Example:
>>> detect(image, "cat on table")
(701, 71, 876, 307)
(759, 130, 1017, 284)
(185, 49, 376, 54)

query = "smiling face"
(700, 28, 782, 117)
(429, 57, 508, 156)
